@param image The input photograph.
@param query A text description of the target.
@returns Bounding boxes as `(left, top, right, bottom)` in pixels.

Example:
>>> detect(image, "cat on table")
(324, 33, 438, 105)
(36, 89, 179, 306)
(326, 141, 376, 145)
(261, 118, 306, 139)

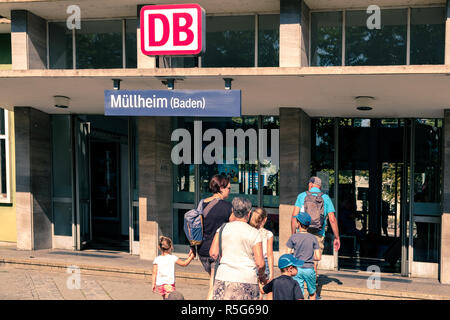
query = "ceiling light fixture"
(355, 96, 374, 111)
(53, 95, 70, 109)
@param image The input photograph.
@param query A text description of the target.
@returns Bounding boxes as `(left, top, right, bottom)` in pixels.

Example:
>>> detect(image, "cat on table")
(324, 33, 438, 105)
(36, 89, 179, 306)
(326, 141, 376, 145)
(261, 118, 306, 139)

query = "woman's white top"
(153, 254, 179, 286)
(259, 228, 274, 258)
(215, 221, 262, 285)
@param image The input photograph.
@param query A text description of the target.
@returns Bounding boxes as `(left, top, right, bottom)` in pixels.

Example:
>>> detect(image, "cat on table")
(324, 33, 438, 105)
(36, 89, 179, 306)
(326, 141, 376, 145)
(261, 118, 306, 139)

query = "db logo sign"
(140, 4, 205, 56)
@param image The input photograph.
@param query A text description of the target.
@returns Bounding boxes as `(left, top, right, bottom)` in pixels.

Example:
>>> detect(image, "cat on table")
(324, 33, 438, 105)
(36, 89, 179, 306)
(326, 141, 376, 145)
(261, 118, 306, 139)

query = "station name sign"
(140, 4, 206, 56)
(104, 90, 241, 117)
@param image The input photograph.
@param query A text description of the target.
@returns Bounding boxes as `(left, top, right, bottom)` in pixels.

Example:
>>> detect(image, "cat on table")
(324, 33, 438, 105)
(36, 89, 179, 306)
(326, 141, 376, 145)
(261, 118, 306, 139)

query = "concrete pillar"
(137, 5, 157, 69)
(280, 0, 310, 67)
(11, 10, 47, 70)
(14, 107, 52, 250)
(441, 109, 450, 283)
(446, 1, 450, 65)
(279, 108, 311, 253)
(138, 117, 172, 260)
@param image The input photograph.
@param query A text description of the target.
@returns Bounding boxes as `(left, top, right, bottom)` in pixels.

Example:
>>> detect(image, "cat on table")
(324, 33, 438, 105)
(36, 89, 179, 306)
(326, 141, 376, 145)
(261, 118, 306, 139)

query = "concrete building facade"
(0, 0, 449, 283)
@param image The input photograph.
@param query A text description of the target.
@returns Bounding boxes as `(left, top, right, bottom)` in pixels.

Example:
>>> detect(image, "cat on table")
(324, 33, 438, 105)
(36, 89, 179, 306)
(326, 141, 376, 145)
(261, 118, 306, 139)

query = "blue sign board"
(104, 90, 241, 117)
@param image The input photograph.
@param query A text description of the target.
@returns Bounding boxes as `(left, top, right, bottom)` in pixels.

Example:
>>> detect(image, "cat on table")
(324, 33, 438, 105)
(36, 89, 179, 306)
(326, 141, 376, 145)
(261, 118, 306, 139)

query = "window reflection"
(76, 20, 123, 69)
(345, 9, 407, 66)
(258, 14, 280, 67)
(410, 7, 445, 65)
(311, 12, 343, 66)
(203, 16, 255, 67)
(49, 22, 73, 69)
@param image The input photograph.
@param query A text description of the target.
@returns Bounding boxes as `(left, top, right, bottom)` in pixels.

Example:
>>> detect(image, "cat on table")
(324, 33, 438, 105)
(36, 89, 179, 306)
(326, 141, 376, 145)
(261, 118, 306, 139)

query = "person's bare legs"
(206, 267, 215, 300)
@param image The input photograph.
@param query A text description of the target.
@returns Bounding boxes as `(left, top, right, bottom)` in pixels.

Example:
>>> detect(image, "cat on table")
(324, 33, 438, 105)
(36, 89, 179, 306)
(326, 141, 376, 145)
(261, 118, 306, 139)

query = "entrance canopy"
(0, 65, 449, 117)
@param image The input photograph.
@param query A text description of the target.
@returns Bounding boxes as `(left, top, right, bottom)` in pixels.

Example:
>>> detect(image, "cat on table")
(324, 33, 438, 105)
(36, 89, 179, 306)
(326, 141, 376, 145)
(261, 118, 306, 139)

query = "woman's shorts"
(293, 268, 317, 295)
(155, 284, 176, 296)
(212, 280, 260, 300)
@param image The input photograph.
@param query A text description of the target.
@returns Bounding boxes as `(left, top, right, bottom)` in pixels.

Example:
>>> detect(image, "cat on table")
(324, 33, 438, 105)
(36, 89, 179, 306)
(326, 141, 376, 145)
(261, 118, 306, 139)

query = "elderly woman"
(209, 197, 266, 300)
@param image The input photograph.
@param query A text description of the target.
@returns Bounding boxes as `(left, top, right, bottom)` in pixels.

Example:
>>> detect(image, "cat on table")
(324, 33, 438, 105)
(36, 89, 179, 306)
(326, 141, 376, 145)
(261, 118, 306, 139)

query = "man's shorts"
(293, 267, 316, 295)
(310, 232, 325, 254)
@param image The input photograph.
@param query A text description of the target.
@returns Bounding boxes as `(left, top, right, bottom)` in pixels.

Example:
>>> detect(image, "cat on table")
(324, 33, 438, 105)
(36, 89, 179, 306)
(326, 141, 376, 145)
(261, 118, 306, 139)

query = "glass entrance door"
(409, 119, 442, 278)
(74, 117, 92, 250)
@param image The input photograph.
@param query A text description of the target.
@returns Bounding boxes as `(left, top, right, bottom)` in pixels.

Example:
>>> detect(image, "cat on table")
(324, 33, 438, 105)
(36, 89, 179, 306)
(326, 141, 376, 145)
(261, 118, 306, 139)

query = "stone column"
(11, 10, 47, 70)
(138, 117, 172, 260)
(279, 108, 311, 253)
(441, 109, 450, 284)
(137, 5, 157, 69)
(14, 107, 52, 250)
(280, 0, 310, 67)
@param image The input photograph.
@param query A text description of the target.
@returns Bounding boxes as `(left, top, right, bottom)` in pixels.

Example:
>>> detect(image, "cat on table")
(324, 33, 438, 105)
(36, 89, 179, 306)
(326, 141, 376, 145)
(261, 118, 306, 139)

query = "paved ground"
(0, 264, 208, 300)
(1, 245, 450, 300)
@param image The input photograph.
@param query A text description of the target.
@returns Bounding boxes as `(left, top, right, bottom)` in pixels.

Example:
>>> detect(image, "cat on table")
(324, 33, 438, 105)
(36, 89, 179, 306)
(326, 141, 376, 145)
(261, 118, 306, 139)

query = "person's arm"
(291, 206, 300, 235)
(267, 236, 274, 281)
(313, 249, 322, 261)
(252, 242, 266, 283)
(209, 232, 220, 260)
(152, 264, 158, 292)
(328, 212, 340, 251)
(176, 251, 195, 267)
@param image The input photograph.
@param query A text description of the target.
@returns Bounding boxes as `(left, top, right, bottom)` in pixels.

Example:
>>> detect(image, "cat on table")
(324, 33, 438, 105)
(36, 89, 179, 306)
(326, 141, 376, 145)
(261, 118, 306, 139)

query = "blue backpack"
(184, 199, 219, 246)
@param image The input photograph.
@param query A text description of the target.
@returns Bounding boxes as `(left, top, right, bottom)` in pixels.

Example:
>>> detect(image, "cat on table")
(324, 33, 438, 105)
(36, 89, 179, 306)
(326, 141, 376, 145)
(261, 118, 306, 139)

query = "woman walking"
(209, 197, 266, 300)
(196, 174, 233, 299)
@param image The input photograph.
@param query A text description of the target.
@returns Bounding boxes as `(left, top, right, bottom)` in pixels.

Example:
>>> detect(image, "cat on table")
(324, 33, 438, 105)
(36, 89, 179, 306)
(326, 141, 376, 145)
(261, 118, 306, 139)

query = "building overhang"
(1, 65, 450, 118)
(0, 0, 445, 20)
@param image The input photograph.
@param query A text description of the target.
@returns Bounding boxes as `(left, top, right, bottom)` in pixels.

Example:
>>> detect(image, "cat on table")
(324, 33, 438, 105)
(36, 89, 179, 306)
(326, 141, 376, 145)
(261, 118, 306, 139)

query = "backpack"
(304, 191, 325, 233)
(183, 199, 219, 246)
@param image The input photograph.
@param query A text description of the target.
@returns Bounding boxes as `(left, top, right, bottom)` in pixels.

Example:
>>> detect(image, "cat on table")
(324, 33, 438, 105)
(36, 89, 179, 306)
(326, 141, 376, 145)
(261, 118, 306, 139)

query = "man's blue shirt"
(294, 187, 335, 237)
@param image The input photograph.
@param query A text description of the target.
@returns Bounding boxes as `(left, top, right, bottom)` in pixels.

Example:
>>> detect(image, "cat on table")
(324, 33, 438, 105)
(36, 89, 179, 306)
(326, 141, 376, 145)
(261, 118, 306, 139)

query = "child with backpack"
(287, 211, 321, 300)
(249, 208, 274, 299)
(152, 236, 195, 299)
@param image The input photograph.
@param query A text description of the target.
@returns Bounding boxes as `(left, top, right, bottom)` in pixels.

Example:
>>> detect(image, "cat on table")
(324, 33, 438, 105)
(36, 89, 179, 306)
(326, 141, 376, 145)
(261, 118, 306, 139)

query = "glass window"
(51, 115, 73, 236)
(311, 118, 336, 255)
(261, 116, 279, 208)
(48, 22, 73, 69)
(202, 16, 255, 67)
(0, 33, 12, 67)
(258, 14, 279, 67)
(125, 19, 137, 68)
(413, 219, 440, 263)
(310, 12, 342, 66)
(199, 117, 259, 206)
(345, 9, 407, 66)
(159, 56, 198, 68)
(0, 109, 9, 203)
(413, 119, 442, 211)
(410, 7, 445, 65)
(76, 20, 123, 69)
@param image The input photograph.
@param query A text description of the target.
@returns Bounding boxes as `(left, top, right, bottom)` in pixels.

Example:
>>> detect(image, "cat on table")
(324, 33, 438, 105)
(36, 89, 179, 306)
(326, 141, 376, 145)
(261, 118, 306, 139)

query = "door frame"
(73, 116, 92, 251)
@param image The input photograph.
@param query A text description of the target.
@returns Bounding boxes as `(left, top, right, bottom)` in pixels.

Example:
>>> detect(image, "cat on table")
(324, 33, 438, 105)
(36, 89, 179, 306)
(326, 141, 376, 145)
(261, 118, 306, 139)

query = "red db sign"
(140, 4, 205, 56)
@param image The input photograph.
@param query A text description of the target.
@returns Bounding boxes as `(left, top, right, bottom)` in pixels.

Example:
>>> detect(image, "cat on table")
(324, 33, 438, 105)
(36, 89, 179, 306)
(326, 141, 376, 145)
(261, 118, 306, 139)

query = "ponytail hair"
(249, 207, 267, 229)
(159, 236, 173, 252)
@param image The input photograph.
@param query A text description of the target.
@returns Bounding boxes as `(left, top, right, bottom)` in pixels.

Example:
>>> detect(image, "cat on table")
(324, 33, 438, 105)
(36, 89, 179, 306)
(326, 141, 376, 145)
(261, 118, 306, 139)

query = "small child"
(152, 236, 195, 299)
(286, 211, 321, 300)
(262, 254, 304, 300)
(249, 208, 274, 285)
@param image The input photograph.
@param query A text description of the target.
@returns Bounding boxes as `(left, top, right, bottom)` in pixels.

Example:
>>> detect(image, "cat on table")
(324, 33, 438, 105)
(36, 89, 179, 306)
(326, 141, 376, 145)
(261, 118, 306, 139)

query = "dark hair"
(209, 174, 230, 194)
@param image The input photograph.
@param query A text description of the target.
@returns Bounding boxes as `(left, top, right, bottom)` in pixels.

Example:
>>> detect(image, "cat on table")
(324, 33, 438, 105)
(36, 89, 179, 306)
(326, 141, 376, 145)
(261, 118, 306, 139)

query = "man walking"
(291, 177, 340, 290)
